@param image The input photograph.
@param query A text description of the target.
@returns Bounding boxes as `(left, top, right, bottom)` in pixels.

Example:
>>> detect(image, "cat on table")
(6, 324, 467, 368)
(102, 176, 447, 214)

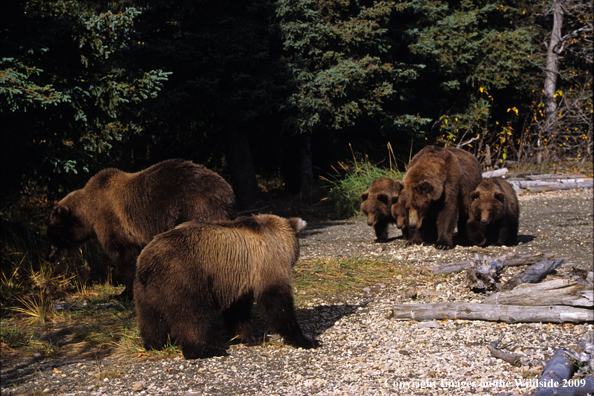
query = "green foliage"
(277, 0, 430, 135)
(0, 3, 170, 198)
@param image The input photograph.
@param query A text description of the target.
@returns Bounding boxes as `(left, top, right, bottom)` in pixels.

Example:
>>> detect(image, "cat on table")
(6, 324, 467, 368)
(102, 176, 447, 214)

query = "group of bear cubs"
(45, 146, 519, 360)
(361, 145, 520, 249)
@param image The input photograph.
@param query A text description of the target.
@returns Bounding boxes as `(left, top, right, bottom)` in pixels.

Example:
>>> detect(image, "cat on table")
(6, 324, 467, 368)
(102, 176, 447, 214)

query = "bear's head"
(390, 193, 409, 230)
(47, 195, 94, 262)
(470, 189, 506, 225)
(407, 180, 443, 231)
(360, 178, 403, 227)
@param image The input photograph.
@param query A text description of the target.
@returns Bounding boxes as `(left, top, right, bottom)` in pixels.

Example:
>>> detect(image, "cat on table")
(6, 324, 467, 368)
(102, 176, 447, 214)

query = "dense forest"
(1, 0, 592, 208)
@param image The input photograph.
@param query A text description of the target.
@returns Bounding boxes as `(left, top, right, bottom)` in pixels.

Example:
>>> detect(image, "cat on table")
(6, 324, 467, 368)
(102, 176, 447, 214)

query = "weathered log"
(502, 259, 565, 290)
(483, 279, 593, 308)
(482, 168, 508, 178)
(526, 181, 593, 193)
(531, 376, 594, 396)
(388, 303, 594, 323)
(533, 349, 576, 393)
(431, 251, 555, 274)
(487, 334, 521, 367)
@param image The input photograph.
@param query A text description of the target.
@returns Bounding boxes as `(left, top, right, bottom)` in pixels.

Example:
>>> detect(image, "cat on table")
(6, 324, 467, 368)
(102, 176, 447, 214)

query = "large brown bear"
(391, 190, 438, 245)
(134, 215, 315, 359)
(402, 146, 481, 249)
(360, 177, 404, 242)
(46, 159, 237, 299)
(467, 177, 520, 246)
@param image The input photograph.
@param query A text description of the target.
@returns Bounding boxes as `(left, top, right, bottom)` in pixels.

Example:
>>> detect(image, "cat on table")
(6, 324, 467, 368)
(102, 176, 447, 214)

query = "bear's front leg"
(467, 219, 487, 247)
(373, 221, 389, 242)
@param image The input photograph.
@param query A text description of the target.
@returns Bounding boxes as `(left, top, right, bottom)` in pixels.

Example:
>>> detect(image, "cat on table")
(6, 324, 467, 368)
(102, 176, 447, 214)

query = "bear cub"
(361, 177, 404, 242)
(467, 178, 520, 246)
(134, 215, 316, 359)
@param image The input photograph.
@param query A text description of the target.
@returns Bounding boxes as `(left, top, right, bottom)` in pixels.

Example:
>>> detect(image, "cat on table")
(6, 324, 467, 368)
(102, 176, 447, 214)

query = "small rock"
(133, 381, 146, 392)
(415, 320, 442, 329)
(362, 287, 371, 293)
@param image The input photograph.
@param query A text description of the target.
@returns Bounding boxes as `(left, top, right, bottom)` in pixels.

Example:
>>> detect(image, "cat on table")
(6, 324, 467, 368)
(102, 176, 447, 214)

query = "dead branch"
(487, 333, 521, 367)
(502, 259, 565, 290)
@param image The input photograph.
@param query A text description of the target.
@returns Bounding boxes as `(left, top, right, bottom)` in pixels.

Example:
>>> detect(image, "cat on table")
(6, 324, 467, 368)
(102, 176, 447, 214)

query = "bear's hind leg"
(169, 309, 212, 360)
(222, 293, 256, 345)
(136, 301, 169, 351)
(258, 285, 315, 349)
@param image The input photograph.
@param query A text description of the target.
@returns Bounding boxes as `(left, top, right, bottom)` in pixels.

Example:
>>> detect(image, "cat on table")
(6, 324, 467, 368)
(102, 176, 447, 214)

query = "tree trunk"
(543, 0, 564, 128)
(224, 128, 260, 210)
(299, 133, 314, 190)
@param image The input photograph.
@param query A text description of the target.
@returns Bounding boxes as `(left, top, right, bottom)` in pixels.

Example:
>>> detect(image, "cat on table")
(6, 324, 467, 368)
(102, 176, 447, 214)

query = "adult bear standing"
(46, 159, 237, 299)
(134, 215, 316, 359)
(402, 146, 481, 249)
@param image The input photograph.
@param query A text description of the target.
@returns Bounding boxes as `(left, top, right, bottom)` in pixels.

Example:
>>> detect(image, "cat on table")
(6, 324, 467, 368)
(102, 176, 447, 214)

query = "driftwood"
(482, 168, 508, 178)
(530, 349, 594, 396)
(483, 279, 593, 307)
(388, 303, 594, 323)
(502, 259, 565, 290)
(431, 251, 555, 274)
(487, 333, 521, 367)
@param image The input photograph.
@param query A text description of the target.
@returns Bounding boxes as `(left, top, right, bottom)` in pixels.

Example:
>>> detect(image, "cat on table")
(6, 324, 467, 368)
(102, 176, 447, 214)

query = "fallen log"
(502, 259, 565, 290)
(531, 376, 594, 396)
(526, 181, 593, 193)
(431, 252, 555, 274)
(531, 349, 583, 396)
(484, 279, 593, 308)
(388, 303, 594, 323)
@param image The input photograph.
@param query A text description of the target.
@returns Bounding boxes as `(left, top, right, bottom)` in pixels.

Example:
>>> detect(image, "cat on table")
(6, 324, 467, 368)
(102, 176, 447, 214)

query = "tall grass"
(320, 143, 403, 219)
(1, 196, 114, 315)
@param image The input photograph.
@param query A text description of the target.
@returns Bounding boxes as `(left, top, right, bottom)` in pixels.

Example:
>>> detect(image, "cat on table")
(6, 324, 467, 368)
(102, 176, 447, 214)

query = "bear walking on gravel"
(134, 215, 316, 359)
(46, 159, 237, 299)
(467, 177, 520, 246)
(402, 146, 481, 249)
(360, 177, 404, 242)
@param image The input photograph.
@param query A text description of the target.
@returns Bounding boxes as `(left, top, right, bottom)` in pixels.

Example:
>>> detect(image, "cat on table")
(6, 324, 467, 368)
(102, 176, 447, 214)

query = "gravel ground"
(2, 188, 593, 396)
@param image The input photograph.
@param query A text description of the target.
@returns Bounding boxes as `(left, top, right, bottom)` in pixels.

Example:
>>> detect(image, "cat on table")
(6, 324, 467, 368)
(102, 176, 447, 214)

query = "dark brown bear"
(46, 159, 237, 299)
(134, 215, 315, 359)
(402, 146, 481, 249)
(360, 177, 404, 242)
(467, 177, 520, 246)
(391, 189, 438, 245)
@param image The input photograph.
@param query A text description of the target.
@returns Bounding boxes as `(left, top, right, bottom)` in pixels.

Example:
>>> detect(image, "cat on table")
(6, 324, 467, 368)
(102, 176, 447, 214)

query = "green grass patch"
(321, 144, 403, 219)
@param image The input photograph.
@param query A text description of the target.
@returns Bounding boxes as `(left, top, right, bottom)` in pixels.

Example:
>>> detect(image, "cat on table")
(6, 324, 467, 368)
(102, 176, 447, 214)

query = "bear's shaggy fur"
(360, 177, 404, 242)
(467, 178, 520, 246)
(134, 215, 315, 359)
(402, 146, 481, 249)
(46, 159, 237, 299)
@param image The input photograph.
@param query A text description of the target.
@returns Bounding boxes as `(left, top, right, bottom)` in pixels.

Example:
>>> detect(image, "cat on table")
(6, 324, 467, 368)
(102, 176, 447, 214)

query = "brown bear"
(467, 177, 520, 246)
(46, 159, 237, 299)
(360, 177, 404, 242)
(391, 189, 438, 245)
(134, 214, 315, 359)
(402, 146, 481, 249)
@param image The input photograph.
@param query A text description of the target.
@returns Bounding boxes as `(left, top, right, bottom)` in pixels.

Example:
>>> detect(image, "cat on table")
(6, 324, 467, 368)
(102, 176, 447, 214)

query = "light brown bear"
(360, 177, 404, 242)
(402, 146, 481, 249)
(467, 177, 520, 246)
(134, 215, 316, 359)
(46, 159, 237, 299)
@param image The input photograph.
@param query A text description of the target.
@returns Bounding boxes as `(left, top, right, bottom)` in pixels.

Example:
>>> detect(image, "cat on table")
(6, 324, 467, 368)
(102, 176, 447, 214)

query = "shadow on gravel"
(301, 221, 357, 237)
(296, 302, 369, 339)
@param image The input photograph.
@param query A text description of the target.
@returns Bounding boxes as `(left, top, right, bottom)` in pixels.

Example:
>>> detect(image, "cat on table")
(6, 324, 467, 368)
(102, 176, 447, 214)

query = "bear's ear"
(377, 193, 389, 204)
(391, 195, 399, 204)
(416, 181, 434, 195)
(471, 191, 480, 201)
(494, 192, 505, 202)
(361, 192, 369, 202)
(56, 205, 71, 219)
(288, 218, 307, 234)
(394, 180, 404, 194)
